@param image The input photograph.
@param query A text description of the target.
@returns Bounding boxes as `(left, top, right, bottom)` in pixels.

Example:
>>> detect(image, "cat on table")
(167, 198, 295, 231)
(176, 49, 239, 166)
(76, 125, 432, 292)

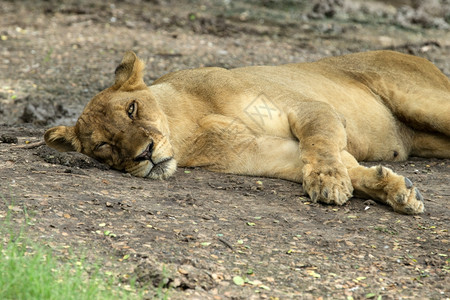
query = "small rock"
(0, 134, 18, 144)
(363, 199, 377, 206)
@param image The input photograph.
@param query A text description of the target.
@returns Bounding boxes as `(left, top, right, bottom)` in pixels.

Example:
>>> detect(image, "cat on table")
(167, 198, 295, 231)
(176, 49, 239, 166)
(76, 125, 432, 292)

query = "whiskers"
(126, 161, 152, 178)
(125, 157, 177, 179)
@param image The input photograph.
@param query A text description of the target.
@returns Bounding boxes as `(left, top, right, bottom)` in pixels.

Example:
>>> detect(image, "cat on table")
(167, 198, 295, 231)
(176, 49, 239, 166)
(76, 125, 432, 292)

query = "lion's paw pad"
(303, 163, 353, 206)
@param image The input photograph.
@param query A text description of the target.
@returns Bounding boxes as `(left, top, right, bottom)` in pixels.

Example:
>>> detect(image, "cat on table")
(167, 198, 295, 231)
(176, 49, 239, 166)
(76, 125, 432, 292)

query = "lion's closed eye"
(93, 142, 113, 164)
(95, 142, 109, 151)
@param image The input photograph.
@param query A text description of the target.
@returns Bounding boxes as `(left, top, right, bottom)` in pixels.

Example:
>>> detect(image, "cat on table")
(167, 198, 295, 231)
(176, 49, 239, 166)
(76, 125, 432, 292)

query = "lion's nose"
(134, 141, 154, 162)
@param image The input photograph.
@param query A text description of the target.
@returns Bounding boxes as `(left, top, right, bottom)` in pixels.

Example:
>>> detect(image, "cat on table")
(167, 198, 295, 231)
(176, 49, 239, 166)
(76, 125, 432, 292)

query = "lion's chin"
(147, 158, 177, 179)
(126, 158, 177, 179)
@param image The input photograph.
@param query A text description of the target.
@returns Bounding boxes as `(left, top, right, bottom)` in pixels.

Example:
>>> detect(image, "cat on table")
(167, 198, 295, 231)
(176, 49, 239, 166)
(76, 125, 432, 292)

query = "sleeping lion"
(44, 50, 450, 214)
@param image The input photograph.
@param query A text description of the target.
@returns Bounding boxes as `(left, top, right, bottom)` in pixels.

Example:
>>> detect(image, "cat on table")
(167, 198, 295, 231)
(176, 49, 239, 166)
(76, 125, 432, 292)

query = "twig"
(218, 237, 234, 250)
(13, 141, 46, 149)
(31, 170, 91, 178)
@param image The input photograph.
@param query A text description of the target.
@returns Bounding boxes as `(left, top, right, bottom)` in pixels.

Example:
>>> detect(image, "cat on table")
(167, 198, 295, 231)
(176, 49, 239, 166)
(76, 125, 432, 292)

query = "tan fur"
(45, 50, 450, 214)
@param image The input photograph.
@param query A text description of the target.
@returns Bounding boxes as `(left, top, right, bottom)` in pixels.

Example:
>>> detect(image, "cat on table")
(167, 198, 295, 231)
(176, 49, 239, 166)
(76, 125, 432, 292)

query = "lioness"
(44, 50, 450, 214)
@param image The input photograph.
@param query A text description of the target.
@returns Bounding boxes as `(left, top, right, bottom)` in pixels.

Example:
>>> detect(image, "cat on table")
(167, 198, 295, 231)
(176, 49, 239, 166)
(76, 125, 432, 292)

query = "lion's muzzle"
(134, 141, 154, 162)
(146, 157, 177, 180)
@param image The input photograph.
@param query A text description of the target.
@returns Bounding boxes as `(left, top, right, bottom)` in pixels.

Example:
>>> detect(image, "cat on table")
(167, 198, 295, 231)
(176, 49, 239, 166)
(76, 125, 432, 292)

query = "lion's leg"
(287, 101, 354, 205)
(364, 52, 450, 137)
(398, 92, 450, 136)
(411, 131, 450, 158)
(380, 84, 450, 136)
(186, 114, 424, 214)
(341, 151, 424, 214)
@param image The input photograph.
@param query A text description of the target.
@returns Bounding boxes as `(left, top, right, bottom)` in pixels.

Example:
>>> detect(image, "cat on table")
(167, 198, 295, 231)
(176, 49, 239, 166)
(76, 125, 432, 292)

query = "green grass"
(0, 199, 157, 300)
(0, 232, 147, 300)
(2, 241, 114, 299)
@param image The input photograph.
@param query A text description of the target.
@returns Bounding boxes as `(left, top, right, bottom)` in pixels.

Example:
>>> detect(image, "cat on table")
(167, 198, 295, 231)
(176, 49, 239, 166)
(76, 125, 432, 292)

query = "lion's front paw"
(379, 167, 424, 214)
(302, 162, 354, 205)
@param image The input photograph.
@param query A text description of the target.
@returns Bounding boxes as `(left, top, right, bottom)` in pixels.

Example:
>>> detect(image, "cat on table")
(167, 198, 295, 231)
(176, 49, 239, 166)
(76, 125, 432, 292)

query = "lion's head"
(44, 51, 177, 179)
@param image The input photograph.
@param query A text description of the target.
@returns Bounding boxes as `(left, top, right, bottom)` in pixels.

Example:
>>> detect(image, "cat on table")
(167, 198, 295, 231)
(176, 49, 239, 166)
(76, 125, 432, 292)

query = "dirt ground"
(1, 0, 449, 299)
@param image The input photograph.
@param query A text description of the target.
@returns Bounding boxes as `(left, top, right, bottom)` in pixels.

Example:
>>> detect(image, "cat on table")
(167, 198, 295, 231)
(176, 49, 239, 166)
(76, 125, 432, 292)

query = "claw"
(310, 191, 318, 202)
(404, 177, 413, 189)
(376, 165, 384, 177)
(415, 188, 424, 202)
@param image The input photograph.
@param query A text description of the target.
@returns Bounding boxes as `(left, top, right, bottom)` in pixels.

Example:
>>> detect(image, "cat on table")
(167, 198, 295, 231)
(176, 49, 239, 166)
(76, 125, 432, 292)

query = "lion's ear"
(44, 126, 81, 152)
(113, 51, 147, 91)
